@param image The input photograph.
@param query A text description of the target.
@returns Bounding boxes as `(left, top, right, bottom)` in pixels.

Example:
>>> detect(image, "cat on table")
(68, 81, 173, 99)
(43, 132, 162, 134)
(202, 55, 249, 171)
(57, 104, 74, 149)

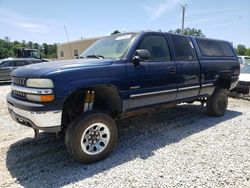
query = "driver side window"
(137, 35, 171, 61)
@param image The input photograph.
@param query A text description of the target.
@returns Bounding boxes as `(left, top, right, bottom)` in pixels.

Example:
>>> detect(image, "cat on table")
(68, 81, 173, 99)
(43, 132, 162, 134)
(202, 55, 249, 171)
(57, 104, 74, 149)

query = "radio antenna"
(64, 24, 73, 59)
(180, 4, 187, 34)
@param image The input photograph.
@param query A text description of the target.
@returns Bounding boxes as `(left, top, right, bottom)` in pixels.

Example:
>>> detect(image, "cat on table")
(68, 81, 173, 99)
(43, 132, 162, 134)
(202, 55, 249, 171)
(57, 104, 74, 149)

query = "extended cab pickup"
(7, 32, 240, 163)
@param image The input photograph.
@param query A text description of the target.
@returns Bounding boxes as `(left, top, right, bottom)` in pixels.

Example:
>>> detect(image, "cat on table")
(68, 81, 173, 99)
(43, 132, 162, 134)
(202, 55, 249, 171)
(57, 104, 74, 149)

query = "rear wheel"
(65, 112, 118, 163)
(206, 88, 228, 117)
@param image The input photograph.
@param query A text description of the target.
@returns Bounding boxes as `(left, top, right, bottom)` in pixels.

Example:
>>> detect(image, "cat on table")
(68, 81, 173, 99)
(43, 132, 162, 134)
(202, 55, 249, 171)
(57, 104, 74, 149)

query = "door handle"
(168, 67, 176, 74)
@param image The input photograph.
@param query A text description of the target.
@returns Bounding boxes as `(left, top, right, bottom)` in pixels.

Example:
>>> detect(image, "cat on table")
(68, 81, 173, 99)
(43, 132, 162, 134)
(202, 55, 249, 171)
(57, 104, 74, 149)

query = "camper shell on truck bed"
(7, 31, 239, 163)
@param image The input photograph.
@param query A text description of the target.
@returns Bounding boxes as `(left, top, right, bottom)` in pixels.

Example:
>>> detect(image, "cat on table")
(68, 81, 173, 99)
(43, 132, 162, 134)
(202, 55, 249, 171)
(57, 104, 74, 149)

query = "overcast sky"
(0, 0, 249, 47)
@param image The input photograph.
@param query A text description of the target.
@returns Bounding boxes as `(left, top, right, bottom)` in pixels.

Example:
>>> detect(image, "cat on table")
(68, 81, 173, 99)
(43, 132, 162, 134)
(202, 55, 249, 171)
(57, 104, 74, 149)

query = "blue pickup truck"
(7, 31, 240, 163)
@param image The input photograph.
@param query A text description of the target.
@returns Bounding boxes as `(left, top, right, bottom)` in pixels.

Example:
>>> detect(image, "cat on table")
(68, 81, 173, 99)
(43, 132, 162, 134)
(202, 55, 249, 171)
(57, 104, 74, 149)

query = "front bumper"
(7, 93, 63, 132)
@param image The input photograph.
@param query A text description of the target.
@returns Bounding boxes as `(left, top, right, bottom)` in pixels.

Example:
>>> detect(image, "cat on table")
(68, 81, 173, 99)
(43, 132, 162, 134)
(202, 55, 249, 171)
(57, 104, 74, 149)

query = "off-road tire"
(206, 88, 228, 117)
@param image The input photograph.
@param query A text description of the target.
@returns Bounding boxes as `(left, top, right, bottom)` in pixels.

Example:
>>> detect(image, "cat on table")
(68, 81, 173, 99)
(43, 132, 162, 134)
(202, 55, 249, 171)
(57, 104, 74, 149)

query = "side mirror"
(133, 49, 151, 65)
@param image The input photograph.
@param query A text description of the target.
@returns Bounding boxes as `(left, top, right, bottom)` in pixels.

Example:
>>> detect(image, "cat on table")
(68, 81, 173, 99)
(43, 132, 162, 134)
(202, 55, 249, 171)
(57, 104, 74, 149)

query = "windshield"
(241, 65, 250, 74)
(80, 33, 137, 59)
(26, 50, 40, 59)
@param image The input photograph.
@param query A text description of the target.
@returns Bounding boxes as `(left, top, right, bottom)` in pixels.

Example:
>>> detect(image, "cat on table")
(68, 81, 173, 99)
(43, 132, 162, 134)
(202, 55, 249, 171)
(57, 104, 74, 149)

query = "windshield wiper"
(86, 54, 104, 59)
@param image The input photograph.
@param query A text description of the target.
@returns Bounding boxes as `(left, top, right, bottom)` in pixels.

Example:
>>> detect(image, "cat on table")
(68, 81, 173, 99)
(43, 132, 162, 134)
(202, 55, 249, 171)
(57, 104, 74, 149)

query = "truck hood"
(11, 59, 113, 78)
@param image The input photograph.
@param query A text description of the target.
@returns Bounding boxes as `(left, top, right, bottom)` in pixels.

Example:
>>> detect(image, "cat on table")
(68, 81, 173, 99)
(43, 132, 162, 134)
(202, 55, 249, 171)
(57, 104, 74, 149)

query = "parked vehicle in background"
(232, 65, 250, 94)
(17, 48, 51, 62)
(17, 48, 42, 59)
(7, 31, 240, 164)
(238, 56, 250, 66)
(0, 58, 47, 82)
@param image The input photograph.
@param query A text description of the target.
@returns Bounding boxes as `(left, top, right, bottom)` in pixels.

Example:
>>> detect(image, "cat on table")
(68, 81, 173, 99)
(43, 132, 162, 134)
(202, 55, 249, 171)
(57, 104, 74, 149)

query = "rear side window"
(0, 61, 14, 67)
(170, 35, 195, 61)
(0, 61, 10, 67)
(196, 39, 234, 57)
(138, 35, 171, 61)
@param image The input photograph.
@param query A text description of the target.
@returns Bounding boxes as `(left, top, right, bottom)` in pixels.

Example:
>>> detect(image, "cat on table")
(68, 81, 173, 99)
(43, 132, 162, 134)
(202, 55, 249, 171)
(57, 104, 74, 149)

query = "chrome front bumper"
(8, 103, 62, 132)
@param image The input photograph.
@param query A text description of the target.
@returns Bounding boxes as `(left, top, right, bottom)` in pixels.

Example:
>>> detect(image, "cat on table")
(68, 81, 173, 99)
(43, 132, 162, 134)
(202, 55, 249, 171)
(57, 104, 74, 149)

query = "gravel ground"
(0, 84, 250, 188)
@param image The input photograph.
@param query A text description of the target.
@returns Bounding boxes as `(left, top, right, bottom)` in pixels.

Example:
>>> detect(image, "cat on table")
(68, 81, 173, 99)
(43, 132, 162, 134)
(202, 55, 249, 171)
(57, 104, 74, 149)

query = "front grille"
(12, 78, 27, 100)
(13, 90, 26, 100)
(12, 77, 26, 86)
(13, 90, 26, 97)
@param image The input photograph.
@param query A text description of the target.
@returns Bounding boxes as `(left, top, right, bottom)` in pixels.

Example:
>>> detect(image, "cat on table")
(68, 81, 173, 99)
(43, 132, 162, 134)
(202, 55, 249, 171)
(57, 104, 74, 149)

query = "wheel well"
(216, 76, 231, 90)
(61, 85, 122, 130)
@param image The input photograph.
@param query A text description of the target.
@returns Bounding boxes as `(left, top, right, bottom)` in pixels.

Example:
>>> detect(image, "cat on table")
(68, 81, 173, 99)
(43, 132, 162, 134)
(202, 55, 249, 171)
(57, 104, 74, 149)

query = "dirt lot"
(0, 84, 250, 188)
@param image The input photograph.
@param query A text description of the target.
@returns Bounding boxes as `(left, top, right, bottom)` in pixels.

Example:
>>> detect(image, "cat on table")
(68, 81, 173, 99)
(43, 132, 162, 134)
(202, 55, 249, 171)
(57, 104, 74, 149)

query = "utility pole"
(181, 4, 187, 34)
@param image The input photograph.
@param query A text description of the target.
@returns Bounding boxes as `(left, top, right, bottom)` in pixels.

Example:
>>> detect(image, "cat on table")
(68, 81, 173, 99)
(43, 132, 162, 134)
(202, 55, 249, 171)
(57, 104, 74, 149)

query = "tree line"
(168, 28, 205, 37)
(236, 44, 250, 56)
(0, 37, 57, 59)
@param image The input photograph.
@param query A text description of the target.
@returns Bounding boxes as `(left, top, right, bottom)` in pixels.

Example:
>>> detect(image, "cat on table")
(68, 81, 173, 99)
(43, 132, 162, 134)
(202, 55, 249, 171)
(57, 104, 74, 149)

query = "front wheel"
(206, 88, 228, 117)
(65, 112, 118, 164)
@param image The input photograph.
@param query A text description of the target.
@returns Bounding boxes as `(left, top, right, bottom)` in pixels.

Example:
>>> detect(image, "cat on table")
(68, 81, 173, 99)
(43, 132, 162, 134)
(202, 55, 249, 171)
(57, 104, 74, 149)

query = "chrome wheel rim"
(80, 123, 110, 155)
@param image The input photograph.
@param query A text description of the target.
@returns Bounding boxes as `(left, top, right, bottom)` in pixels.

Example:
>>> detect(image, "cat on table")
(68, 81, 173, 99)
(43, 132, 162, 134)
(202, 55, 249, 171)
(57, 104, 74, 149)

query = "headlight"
(26, 94, 55, 103)
(26, 79, 54, 88)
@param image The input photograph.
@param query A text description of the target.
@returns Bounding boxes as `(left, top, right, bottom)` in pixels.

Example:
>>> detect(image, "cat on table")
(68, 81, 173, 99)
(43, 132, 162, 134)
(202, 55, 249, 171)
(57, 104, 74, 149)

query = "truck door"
(169, 34, 200, 99)
(126, 34, 177, 109)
